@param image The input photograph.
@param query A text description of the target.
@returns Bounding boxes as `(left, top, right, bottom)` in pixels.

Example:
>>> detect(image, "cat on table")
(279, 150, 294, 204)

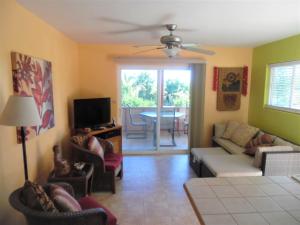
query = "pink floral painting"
(11, 52, 55, 142)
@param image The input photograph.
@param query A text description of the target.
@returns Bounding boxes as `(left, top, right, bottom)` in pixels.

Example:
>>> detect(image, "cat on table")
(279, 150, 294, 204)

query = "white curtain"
(188, 63, 206, 149)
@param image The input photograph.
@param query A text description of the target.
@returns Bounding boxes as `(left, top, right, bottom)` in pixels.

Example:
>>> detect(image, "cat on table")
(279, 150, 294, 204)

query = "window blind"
(268, 61, 300, 112)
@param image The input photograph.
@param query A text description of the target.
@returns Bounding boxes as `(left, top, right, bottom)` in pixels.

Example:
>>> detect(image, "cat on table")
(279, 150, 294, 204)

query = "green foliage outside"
(121, 70, 190, 107)
(164, 79, 189, 107)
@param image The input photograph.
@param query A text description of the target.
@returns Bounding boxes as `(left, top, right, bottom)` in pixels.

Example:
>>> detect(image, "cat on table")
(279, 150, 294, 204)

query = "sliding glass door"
(120, 66, 191, 153)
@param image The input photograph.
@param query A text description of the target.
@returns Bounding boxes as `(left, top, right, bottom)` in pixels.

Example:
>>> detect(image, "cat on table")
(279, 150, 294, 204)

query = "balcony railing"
(121, 107, 189, 151)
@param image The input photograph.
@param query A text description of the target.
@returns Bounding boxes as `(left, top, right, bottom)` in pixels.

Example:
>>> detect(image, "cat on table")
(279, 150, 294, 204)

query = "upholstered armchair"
(9, 183, 116, 225)
(70, 136, 123, 194)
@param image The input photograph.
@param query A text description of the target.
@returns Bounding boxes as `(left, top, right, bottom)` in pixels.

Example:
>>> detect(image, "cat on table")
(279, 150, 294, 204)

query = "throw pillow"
(214, 123, 226, 138)
(21, 181, 58, 212)
(244, 134, 274, 156)
(88, 136, 104, 159)
(222, 121, 240, 139)
(49, 184, 81, 212)
(71, 135, 89, 147)
(253, 145, 293, 168)
(230, 124, 259, 147)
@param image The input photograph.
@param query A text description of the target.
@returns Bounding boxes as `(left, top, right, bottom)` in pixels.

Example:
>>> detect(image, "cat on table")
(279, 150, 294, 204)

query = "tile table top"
(184, 176, 300, 225)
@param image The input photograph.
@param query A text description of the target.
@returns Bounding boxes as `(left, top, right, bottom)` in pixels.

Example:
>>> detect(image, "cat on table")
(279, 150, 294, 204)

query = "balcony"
(121, 107, 189, 152)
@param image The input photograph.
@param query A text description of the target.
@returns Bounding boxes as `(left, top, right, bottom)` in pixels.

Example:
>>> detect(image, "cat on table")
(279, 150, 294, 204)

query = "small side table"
(48, 163, 94, 198)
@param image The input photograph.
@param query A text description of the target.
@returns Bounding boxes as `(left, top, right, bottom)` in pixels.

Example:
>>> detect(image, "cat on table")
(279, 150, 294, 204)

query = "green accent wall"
(249, 34, 300, 144)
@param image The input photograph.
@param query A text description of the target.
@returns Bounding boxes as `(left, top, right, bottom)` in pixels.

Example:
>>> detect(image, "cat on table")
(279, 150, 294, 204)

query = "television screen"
(74, 98, 111, 128)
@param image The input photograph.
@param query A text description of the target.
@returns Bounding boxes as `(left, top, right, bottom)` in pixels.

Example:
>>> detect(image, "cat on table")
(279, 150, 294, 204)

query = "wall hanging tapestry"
(215, 67, 245, 111)
(11, 52, 55, 142)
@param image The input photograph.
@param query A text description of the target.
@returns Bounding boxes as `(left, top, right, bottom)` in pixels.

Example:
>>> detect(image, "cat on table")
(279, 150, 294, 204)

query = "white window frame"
(266, 60, 300, 114)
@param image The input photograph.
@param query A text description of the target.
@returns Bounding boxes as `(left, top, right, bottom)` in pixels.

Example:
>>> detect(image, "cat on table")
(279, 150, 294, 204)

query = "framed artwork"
(217, 67, 243, 111)
(11, 52, 55, 142)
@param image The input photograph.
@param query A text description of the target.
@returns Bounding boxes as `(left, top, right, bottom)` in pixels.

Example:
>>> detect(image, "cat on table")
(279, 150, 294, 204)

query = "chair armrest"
(262, 151, 300, 176)
(70, 142, 104, 168)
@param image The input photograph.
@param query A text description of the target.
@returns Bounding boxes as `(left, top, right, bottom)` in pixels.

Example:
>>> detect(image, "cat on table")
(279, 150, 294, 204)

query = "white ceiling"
(17, 0, 300, 47)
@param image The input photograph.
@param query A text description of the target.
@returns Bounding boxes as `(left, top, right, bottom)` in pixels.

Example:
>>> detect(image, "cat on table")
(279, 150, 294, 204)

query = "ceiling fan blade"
(106, 25, 164, 34)
(133, 44, 164, 48)
(181, 43, 199, 47)
(133, 47, 165, 55)
(181, 46, 215, 55)
(99, 17, 141, 27)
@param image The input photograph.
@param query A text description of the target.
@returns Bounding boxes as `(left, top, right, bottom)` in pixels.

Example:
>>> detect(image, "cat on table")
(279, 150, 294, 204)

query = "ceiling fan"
(134, 24, 215, 58)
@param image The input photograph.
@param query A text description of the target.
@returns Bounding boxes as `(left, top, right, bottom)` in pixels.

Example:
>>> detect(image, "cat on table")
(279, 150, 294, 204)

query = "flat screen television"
(74, 98, 111, 129)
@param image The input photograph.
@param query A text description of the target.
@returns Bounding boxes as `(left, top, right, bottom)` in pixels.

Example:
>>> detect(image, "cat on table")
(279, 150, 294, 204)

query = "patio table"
(140, 111, 184, 146)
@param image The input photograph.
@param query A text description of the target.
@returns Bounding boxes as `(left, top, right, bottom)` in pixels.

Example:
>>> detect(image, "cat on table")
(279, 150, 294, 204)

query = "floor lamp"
(0, 95, 41, 181)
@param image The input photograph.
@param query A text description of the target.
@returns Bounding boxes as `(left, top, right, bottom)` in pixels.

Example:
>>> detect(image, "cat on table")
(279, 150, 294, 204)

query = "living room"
(0, 0, 300, 225)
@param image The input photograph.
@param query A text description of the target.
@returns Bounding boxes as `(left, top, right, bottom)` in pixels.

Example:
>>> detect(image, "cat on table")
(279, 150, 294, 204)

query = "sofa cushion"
(191, 147, 228, 162)
(222, 121, 240, 139)
(214, 123, 226, 138)
(202, 154, 262, 177)
(212, 137, 245, 154)
(104, 153, 123, 171)
(88, 136, 104, 160)
(49, 184, 81, 212)
(253, 146, 293, 168)
(79, 196, 117, 225)
(230, 124, 259, 147)
(21, 181, 58, 212)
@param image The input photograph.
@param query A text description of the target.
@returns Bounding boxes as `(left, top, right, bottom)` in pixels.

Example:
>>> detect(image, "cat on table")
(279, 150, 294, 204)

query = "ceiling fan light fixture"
(163, 47, 180, 58)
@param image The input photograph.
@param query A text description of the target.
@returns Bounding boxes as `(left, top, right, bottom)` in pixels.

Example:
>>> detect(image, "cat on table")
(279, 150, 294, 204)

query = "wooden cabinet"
(88, 125, 122, 154)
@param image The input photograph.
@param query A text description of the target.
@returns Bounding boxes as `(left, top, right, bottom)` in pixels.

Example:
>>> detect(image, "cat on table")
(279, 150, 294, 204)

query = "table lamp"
(0, 95, 41, 181)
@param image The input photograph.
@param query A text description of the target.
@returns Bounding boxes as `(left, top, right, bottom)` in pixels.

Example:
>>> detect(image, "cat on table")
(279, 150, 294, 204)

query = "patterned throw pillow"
(49, 184, 81, 212)
(230, 124, 259, 147)
(88, 136, 105, 159)
(21, 181, 58, 212)
(72, 135, 89, 147)
(244, 133, 274, 155)
(222, 121, 240, 139)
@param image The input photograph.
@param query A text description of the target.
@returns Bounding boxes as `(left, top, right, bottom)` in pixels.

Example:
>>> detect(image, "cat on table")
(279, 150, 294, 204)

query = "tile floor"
(92, 154, 199, 225)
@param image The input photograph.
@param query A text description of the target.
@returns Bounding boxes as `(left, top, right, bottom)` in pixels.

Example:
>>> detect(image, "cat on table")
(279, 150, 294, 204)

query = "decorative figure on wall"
(11, 52, 55, 142)
(216, 67, 244, 111)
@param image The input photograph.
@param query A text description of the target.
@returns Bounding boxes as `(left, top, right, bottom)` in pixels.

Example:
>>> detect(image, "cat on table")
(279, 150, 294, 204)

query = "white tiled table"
(184, 176, 300, 225)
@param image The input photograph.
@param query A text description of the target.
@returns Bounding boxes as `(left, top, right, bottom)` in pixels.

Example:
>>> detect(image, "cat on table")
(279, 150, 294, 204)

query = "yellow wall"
(78, 44, 253, 146)
(0, 1, 80, 224)
(249, 34, 300, 144)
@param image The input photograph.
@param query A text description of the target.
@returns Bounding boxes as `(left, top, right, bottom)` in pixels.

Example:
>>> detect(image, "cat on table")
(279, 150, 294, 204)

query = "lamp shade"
(0, 95, 41, 126)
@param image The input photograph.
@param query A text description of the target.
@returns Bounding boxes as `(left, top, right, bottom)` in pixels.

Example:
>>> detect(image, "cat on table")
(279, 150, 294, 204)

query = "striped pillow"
(49, 184, 81, 212)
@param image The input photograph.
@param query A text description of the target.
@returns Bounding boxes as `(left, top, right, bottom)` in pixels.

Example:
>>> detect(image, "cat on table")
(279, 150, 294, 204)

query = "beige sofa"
(190, 122, 300, 177)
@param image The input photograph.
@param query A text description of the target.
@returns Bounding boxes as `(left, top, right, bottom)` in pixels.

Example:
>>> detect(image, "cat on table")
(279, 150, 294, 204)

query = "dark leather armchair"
(9, 183, 108, 225)
(70, 137, 123, 194)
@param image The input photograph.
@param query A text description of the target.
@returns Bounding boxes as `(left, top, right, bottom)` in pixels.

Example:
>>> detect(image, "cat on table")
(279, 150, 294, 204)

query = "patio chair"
(159, 108, 176, 146)
(126, 105, 147, 139)
(9, 182, 117, 225)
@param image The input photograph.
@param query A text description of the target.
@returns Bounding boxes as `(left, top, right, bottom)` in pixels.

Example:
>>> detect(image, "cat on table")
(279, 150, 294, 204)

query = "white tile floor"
(92, 154, 199, 225)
